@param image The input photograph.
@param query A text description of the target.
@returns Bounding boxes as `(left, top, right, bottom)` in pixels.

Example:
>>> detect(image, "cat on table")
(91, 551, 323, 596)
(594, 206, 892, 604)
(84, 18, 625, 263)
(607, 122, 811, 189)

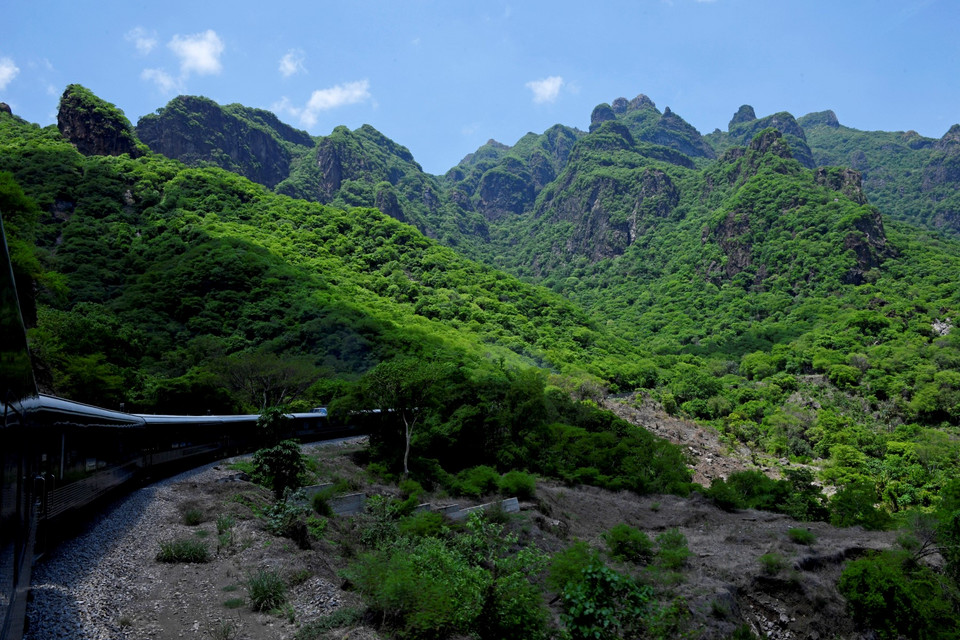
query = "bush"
(264, 492, 311, 549)
(498, 470, 537, 500)
(247, 569, 287, 612)
(603, 524, 653, 564)
(182, 508, 203, 526)
(453, 465, 501, 498)
(548, 541, 600, 592)
(399, 478, 424, 500)
(157, 538, 210, 563)
(344, 537, 488, 637)
(252, 440, 307, 499)
(216, 514, 236, 534)
(787, 528, 816, 545)
(830, 481, 892, 530)
(312, 492, 332, 517)
(560, 561, 652, 640)
(838, 550, 958, 638)
(655, 529, 692, 570)
(306, 514, 327, 540)
(759, 552, 785, 575)
(398, 510, 445, 538)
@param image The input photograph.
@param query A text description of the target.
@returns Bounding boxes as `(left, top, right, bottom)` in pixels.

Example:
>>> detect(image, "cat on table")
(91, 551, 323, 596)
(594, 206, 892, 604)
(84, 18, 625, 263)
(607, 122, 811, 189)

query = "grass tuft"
(156, 538, 210, 563)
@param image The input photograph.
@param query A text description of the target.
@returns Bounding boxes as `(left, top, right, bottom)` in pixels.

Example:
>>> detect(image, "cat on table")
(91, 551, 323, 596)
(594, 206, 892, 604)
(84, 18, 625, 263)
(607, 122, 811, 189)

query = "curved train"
(0, 221, 355, 640)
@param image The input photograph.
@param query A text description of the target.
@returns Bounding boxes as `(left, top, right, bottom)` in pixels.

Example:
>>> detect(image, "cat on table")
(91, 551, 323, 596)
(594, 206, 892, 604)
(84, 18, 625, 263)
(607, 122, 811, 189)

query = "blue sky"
(1, 0, 956, 174)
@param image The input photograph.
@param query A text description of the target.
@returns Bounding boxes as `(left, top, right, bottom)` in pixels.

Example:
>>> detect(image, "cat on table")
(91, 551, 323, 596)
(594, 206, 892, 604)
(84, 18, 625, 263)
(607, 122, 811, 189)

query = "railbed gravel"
(25, 463, 220, 640)
(25, 437, 364, 640)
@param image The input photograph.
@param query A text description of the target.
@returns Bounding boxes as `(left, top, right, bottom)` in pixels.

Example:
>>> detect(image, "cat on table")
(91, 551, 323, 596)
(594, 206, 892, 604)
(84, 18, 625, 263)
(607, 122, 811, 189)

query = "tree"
(361, 357, 447, 475)
(216, 351, 317, 412)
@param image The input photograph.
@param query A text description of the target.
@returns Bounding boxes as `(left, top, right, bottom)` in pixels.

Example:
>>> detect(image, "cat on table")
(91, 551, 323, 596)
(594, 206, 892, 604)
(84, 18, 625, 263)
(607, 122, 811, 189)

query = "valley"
(2, 83, 960, 638)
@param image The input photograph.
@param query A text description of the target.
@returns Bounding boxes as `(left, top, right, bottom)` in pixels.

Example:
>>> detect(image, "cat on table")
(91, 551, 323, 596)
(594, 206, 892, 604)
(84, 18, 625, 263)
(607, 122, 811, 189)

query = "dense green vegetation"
(799, 112, 960, 238)
(1, 103, 647, 415)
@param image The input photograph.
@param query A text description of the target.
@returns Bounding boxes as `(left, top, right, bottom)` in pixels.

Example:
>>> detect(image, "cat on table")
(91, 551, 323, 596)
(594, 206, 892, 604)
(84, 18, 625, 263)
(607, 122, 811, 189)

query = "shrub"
(548, 541, 600, 592)
(264, 493, 311, 549)
(252, 440, 307, 499)
(399, 478, 424, 500)
(560, 561, 652, 640)
(655, 529, 692, 570)
(603, 523, 653, 564)
(216, 514, 236, 534)
(759, 552, 785, 575)
(787, 528, 816, 545)
(498, 470, 537, 500)
(182, 508, 203, 526)
(306, 514, 328, 540)
(156, 538, 210, 563)
(344, 537, 488, 637)
(838, 550, 958, 638)
(222, 598, 245, 609)
(247, 569, 287, 612)
(453, 465, 501, 498)
(830, 481, 892, 530)
(398, 510, 445, 538)
(312, 492, 332, 516)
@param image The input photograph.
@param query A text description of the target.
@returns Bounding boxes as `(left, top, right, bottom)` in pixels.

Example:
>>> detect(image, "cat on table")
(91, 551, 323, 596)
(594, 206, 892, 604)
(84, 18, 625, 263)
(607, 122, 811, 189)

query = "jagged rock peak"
(799, 110, 840, 128)
(937, 124, 960, 150)
(485, 139, 510, 150)
(57, 84, 143, 158)
(0, 102, 11, 115)
(729, 105, 757, 129)
(611, 97, 629, 114)
(136, 95, 303, 188)
(628, 94, 657, 111)
(749, 128, 793, 160)
(815, 167, 867, 205)
(590, 103, 617, 129)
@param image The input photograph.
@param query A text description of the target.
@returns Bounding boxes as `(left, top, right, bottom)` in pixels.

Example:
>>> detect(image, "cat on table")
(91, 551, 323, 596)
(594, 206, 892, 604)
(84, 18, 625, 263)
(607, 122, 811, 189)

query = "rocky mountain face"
(136, 96, 310, 188)
(444, 125, 581, 222)
(799, 111, 960, 236)
(706, 106, 815, 168)
(593, 94, 716, 159)
(57, 84, 143, 158)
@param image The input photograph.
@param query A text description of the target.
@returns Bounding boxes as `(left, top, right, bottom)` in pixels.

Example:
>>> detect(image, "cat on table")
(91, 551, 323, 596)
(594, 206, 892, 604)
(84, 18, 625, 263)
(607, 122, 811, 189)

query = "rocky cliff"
(57, 85, 143, 158)
(136, 96, 310, 188)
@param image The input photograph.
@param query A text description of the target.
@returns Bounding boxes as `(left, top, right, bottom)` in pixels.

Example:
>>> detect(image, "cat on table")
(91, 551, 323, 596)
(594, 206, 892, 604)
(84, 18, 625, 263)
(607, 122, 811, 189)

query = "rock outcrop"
(136, 96, 310, 188)
(729, 105, 757, 129)
(57, 85, 143, 158)
(725, 109, 815, 168)
(921, 124, 960, 192)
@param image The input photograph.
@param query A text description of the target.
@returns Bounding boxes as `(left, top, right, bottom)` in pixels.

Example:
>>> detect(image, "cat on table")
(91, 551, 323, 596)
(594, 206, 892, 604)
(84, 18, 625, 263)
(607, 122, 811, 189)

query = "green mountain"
(798, 110, 960, 236)
(135, 95, 488, 255)
(4, 85, 960, 518)
(704, 104, 816, 168)
(0, 87, 643, 414)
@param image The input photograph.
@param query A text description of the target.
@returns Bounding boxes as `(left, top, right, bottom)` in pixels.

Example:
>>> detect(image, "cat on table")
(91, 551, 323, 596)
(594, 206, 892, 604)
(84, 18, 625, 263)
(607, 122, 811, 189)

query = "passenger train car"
(0, 219, 351, 640)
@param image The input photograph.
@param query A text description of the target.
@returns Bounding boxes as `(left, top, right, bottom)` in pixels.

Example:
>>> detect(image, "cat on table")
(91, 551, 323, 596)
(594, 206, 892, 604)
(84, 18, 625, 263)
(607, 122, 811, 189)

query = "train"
(0, 220, 357, 640)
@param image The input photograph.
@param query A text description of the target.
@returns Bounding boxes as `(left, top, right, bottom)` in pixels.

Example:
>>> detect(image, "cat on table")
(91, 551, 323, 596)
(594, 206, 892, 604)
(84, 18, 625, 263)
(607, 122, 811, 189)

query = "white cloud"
(526, 76, 564, 104)
(141, 68, 180, 94)
(168, 29, 224, 76)
(0, 57, 20, 90)
(125, 27, 158, 55)
(272, 80, 372, 128)
(279, 49, 306, 77)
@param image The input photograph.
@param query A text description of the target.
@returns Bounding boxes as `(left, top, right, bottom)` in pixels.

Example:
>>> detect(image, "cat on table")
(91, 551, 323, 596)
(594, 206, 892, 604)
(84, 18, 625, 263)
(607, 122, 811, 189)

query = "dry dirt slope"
(30, 437, 900, 640)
